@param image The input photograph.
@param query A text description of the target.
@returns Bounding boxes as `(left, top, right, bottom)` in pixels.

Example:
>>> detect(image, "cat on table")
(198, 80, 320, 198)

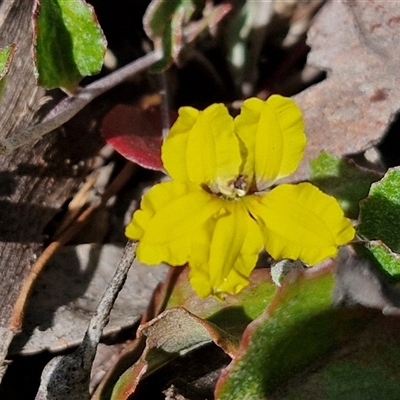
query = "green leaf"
(0, 44, 17, 100)
(356, 241, 400, 281)
(33, 0, 107, 92)
(215, 263, 370, 399)
(358, 167, 400, 253)
(269, 315, 400, 400)
(166, 268, 277, 337)
(143, 0, 202, 71)
(309, 151, 381, 219)
(143, 0, 230, 72)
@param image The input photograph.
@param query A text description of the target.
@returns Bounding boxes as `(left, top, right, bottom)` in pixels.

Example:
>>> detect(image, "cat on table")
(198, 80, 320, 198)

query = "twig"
(0, 50, 163, 155)
(53, 171, 99, 238)
(91, 267, 183, 400)
(34, 240, 138, 400)
(85, 240, 137, 346)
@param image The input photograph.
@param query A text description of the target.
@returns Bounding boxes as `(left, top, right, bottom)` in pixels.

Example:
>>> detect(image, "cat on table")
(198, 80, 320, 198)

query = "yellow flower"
(126, 95, 355, 298)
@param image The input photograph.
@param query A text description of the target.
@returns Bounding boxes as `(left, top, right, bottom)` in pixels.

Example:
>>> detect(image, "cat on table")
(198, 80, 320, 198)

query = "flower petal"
(245, 183, 355, 265)
(162, 103, 242, 187)
(125, 181, 220, 266)
(235, 95, 306, 188)
(189, 202, 263, 298)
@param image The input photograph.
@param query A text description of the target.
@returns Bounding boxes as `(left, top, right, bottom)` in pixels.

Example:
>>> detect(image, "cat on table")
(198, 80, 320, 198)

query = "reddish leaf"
(101, 104, 177, 170)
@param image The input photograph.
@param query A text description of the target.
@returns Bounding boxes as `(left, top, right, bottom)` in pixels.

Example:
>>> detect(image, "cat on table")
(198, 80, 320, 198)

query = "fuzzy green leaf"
(358, 167, 400, 253)
(215, 264, 369, 399)
(33, 0, 107, 92)
(310, 151, 381, 219)
(268, 315, 400, 400)
(0, 44, 17, 100)
(143, 0, 202, 71)
(356, 241, 400, 281)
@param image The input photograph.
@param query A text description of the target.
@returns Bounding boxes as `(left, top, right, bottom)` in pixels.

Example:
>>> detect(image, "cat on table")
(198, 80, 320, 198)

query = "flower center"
(209, 174, 250, 199)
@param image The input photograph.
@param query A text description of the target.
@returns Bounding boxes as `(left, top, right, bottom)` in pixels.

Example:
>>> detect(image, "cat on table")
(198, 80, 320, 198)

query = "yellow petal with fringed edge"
(162, 104, 242, 189)
(235, 95, 306, 189)
(245, 182, 355, 265)
(188, 202, 263, 298)
(125, 180, 221, 266)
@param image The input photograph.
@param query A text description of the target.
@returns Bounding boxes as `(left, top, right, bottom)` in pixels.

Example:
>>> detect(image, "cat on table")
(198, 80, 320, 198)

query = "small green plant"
(3, 1, 400, 399)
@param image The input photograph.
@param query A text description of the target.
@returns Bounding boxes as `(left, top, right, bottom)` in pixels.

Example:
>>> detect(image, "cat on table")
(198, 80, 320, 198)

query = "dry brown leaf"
(110, 308, 239, 398)
(293, 0, 400, 180)
(9, 244, 168, 355)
